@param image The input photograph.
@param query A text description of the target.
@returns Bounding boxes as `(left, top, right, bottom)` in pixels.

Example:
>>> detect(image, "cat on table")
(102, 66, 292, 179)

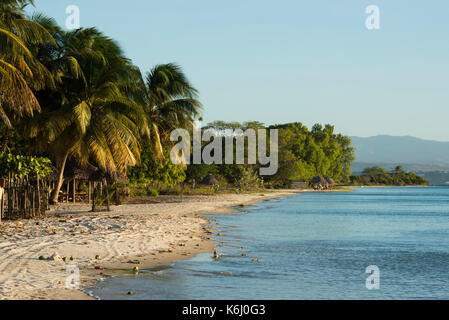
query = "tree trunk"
(114, 182, 121, 205)
(105, 181, 110, 212)
(36, 173, 40, 215)
(92, 182, 97, 212)
(1, 128, 10, 152)
(72, 179, 76, 203)
(49, 152, 69, 204)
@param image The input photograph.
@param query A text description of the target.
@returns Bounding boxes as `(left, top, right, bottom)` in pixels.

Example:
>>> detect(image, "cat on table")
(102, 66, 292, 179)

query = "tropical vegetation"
(350, 166, 429, 186)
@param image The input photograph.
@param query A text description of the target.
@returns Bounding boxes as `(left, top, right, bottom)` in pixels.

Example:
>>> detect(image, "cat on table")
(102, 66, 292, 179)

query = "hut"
(46, 161, 98, 204)
(309, 175, 328, 190)
(325, 177, 336, 189)
(46, 158, 128, 206)
(200, 174, 219, 186)
(65, 163, 97, 203)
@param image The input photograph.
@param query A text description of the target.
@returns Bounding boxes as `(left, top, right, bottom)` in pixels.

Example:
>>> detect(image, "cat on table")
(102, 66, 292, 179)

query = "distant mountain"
(350, 135, 449, 185)
(350, 135, 449, 165)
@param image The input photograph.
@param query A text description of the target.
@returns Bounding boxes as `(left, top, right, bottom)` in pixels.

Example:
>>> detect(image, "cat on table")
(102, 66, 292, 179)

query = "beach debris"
(83, 242, 89, 245)
(133, 266, 139, 273)
(94, 266, 104, 270)
(70, 256, 74, 261)
(127, 260, 141, 265)
(167, 248, 173, 253)
(220, 272, 234, 276)
(38, 256, 45, 260)
(95, 255, 101, 260)
(127, 291, 135, 296)
(241, 253, 247, 257)
(213, 250, 219, 259)
(48, 254, 62, 262)
(252, 259, 259, 262)
(217, 233, 222, 236)
(62, 257, 67, 262)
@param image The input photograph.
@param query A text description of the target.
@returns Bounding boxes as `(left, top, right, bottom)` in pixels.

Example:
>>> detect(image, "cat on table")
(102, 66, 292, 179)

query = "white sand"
(0, 191, 295, 300)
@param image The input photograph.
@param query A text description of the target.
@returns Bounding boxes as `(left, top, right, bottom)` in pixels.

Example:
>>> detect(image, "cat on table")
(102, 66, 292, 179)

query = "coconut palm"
(0, 0, 54, 133)
(139, 63, 202, 158)
(26, 27, 147, 203)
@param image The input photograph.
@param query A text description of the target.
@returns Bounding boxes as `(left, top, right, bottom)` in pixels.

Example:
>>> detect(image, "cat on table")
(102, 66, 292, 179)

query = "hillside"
(351, 135, 449, 165)
(350, 135, 449, 185)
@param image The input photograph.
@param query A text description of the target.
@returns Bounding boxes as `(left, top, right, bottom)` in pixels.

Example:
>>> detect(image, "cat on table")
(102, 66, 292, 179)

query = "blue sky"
(27, 1, 449, 141)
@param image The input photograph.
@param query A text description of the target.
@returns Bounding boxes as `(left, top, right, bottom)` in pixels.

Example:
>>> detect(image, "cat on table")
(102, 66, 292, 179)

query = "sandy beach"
(0, 191, 296, 300)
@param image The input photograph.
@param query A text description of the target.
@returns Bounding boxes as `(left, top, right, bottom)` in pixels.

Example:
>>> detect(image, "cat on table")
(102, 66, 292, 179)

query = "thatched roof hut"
(103, 171, 130, 184)
(310, 175, 326, 185)
(200, 174, 219, 186)
(46, 160, 97, 182)
(309, 175, 329, 189)
(66, 165, 97, 180)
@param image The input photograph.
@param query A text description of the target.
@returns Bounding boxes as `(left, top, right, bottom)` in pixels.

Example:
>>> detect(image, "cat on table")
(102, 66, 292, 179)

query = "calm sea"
(90, 187, 449, 300)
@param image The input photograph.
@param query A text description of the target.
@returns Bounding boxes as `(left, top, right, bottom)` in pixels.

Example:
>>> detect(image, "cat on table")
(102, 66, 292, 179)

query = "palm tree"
(0, 0, 54, 139)
(139, 64, 202, 158)
(27, 27, 147, 203)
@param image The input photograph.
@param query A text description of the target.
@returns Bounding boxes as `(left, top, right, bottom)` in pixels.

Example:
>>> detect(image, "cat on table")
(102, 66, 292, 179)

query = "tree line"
(177, 121, 356, 189)
(350, 166, 429, 186)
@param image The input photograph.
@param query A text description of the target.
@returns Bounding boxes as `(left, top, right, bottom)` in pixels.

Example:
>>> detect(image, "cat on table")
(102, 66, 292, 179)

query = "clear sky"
(27, 0, 449, 141)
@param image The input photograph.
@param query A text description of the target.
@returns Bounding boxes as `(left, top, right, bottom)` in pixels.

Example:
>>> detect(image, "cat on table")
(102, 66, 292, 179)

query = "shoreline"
(0, 191, 297, 300)
(346, 185, 429, 188)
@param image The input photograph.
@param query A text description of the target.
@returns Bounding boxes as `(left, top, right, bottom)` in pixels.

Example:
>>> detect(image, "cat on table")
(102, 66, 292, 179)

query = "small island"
(350, 166, 429, 186)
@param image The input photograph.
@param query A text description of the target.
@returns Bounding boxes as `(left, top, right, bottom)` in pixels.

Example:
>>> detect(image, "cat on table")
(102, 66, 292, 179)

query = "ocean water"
(91, 187, 449, 300)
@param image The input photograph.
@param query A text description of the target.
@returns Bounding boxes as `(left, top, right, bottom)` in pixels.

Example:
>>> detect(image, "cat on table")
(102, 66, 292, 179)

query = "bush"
(128, 148, 186, 186)
(234, 167, 264, 191)
(0, 153, 52, 179)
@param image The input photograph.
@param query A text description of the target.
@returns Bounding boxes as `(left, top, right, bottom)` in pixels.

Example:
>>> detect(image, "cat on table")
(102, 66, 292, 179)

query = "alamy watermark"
(65, 5, 80, 30)
(365, 265, 380, 290)
(170, 128, 279, 176)
(65, 265, 80, 289)
(365, 5, 380, 30)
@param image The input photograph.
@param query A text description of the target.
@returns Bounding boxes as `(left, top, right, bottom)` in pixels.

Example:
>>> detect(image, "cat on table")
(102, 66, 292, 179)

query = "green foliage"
(185, 163, 219, 183)
(233, 166, 264, 191)
(0, 153, 52, 178)
(350, 166, 429, 186)
(199, 121, 355, 189)
(128, 147, 186, 186)
(128, 185, 159, 197)
(266, 122, 355, 186)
